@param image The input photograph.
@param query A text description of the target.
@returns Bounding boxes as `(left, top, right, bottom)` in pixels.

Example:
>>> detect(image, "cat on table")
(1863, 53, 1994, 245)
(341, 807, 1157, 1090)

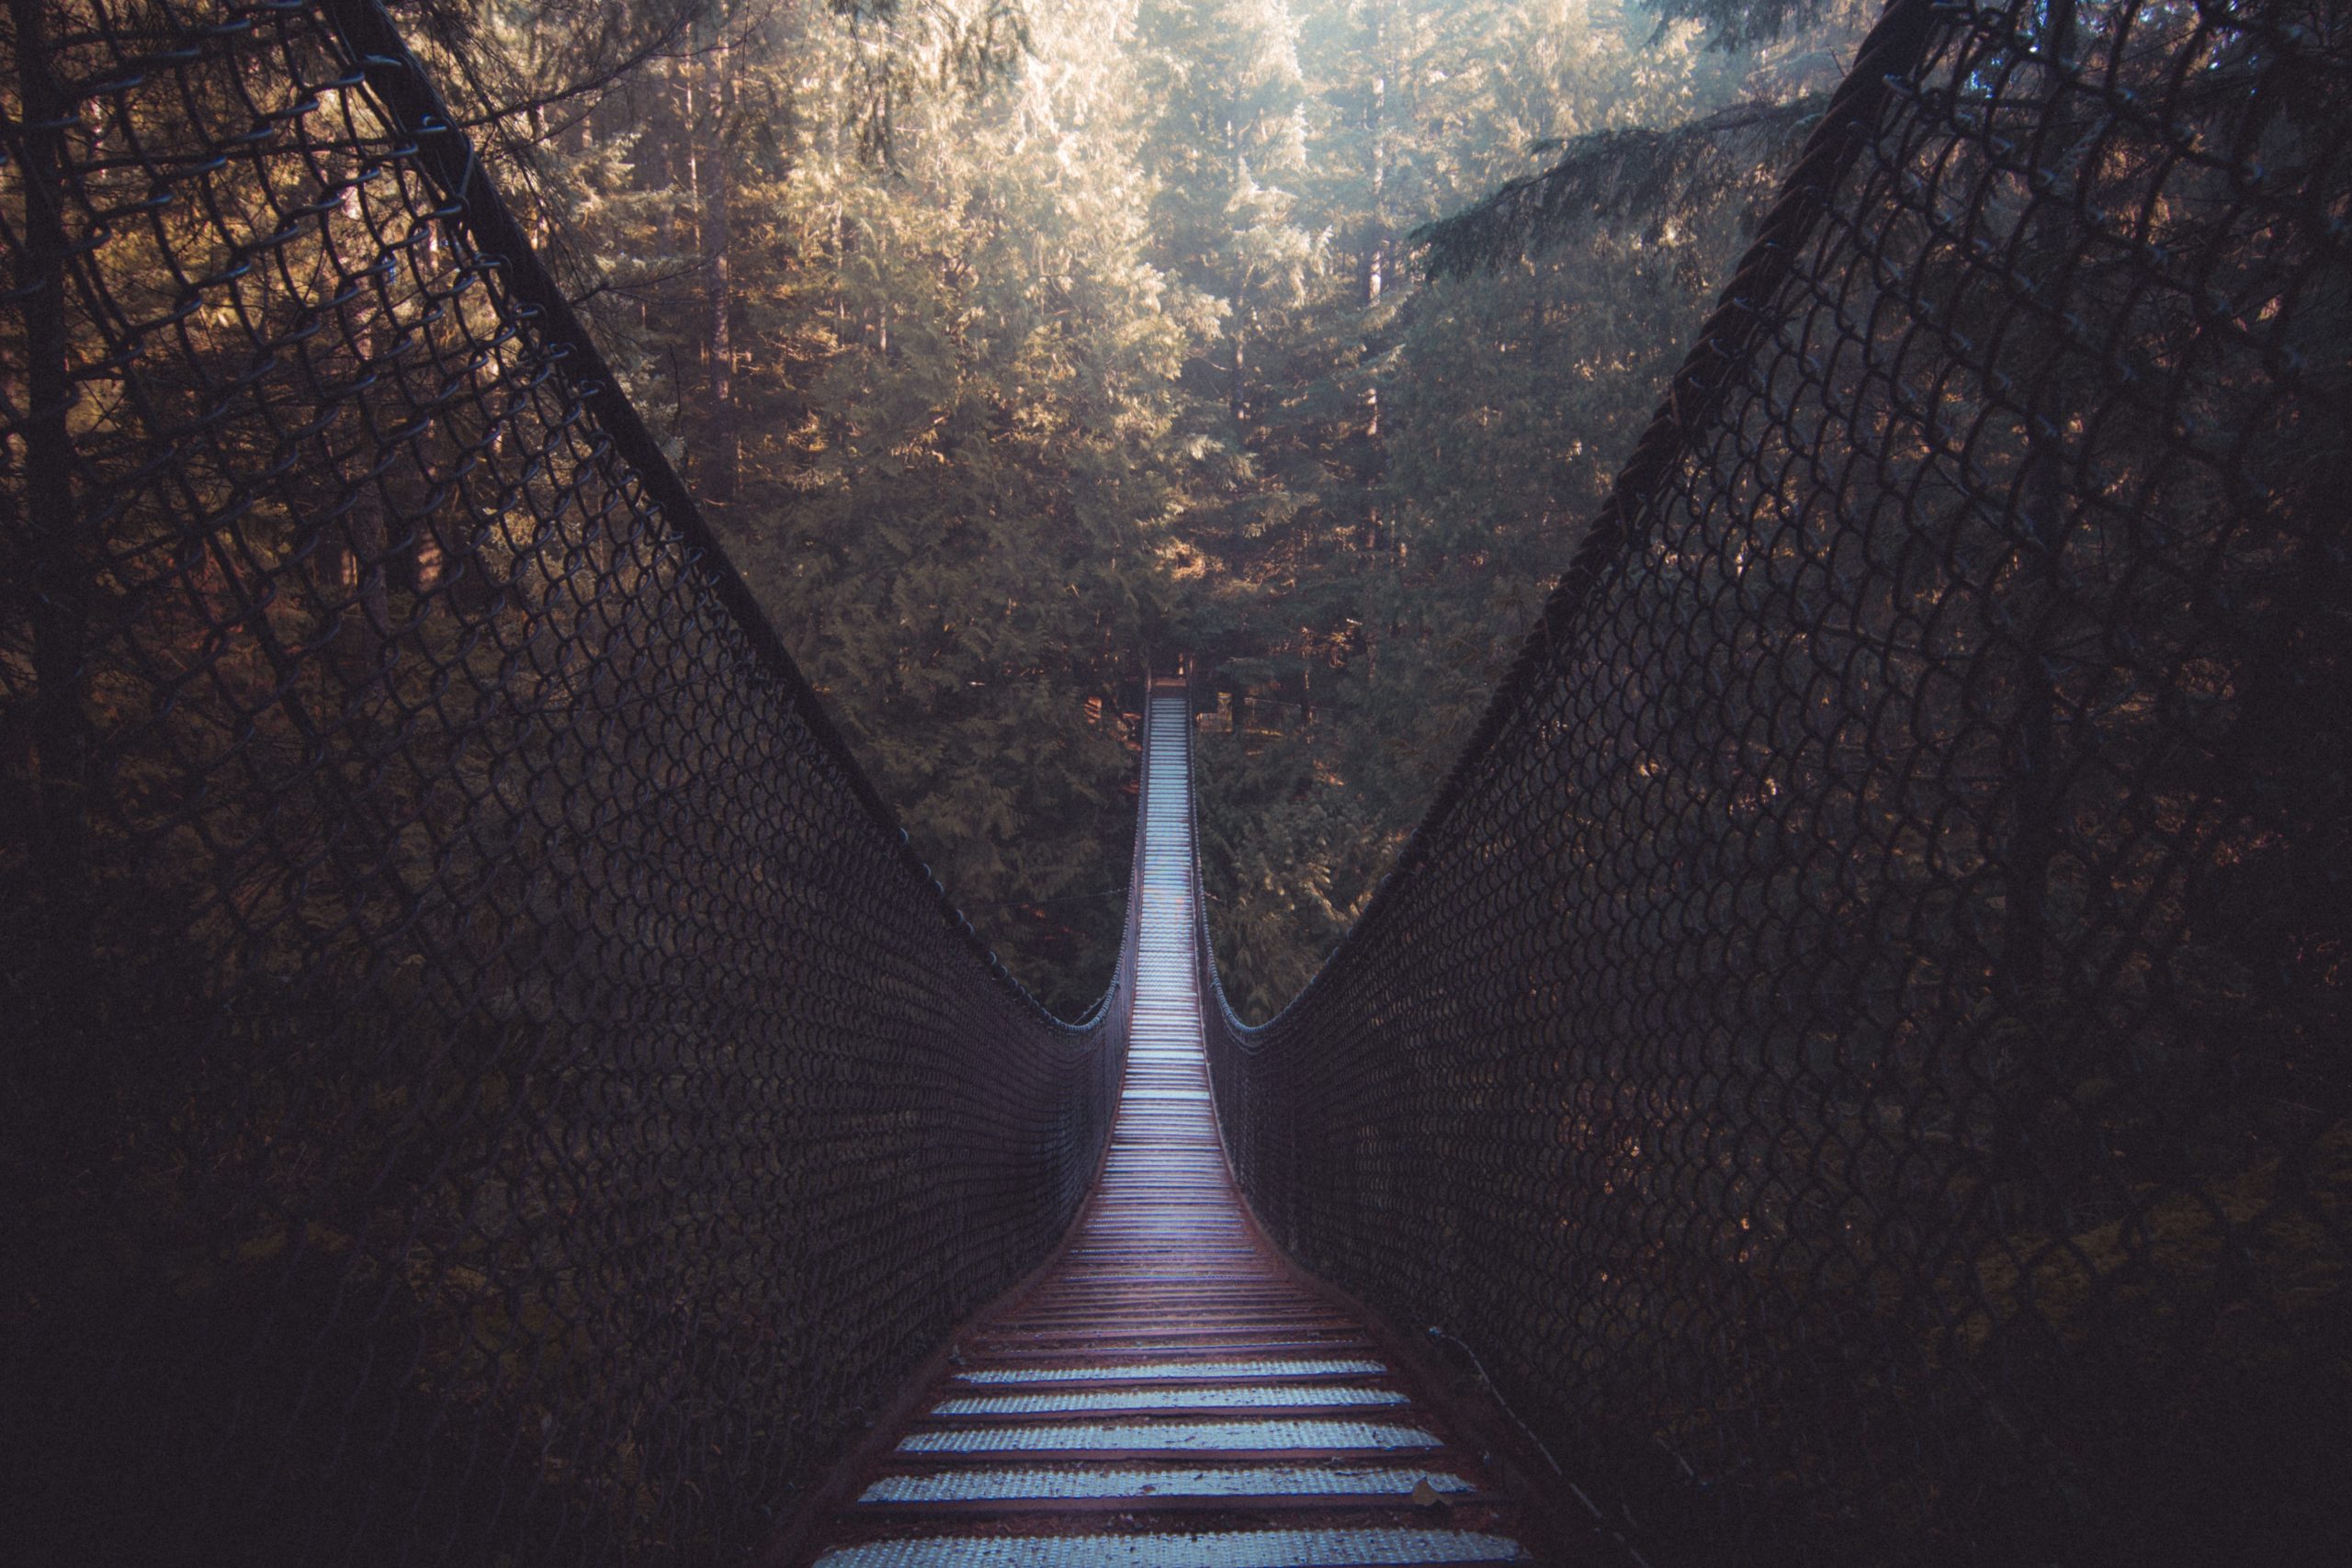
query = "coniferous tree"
(418, 0, 1871, 1014)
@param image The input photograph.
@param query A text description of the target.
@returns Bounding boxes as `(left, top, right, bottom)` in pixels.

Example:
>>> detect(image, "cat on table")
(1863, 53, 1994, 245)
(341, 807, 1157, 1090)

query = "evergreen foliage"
(435, 0, 1860, 1016)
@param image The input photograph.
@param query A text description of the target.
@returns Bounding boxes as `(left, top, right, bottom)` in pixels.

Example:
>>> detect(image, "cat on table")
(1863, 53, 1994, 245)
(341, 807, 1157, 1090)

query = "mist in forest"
(434, 0, 1869, 1015)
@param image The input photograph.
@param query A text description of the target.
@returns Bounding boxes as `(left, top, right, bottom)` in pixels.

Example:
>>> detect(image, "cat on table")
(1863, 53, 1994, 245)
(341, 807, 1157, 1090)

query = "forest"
(8, 2, 2346, 1562)
(400, 0, 1871, 1017)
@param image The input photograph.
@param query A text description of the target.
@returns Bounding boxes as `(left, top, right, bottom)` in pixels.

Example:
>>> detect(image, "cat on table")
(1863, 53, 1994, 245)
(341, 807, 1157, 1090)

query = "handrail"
(315, 0, 1091, 1027)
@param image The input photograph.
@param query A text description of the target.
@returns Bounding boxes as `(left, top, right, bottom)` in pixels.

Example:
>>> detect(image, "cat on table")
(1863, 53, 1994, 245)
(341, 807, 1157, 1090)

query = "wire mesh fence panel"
(0, 3, 1130, 1563)
(1201, 2, 2349, 1562)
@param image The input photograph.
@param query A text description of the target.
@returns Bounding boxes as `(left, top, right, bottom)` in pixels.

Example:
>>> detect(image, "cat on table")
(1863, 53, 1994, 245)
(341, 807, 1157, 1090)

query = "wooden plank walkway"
(798, 692, 1551, 1566)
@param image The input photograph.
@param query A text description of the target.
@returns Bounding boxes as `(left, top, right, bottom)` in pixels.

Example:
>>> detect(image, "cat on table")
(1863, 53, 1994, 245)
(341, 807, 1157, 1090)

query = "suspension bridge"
(788, 692, 1548, 1564)
(5, 3, 2345, 1566)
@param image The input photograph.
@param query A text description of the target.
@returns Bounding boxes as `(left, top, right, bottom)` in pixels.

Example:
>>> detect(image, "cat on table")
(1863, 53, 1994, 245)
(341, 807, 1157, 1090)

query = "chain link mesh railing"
(1202, 1, 2349, 1562)
(0, 3, 1133, 1562)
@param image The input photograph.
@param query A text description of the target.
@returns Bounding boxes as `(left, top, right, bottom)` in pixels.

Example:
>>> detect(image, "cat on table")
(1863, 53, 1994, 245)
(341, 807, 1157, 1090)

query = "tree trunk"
(1230, 321, 1247, 422)
(331, 185, 390, 676)
(705, 12, 738, 502)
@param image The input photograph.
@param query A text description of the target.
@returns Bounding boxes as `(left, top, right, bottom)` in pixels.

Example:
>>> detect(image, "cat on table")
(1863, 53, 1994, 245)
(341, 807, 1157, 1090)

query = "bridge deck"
(801, 694, 1549, 1565)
